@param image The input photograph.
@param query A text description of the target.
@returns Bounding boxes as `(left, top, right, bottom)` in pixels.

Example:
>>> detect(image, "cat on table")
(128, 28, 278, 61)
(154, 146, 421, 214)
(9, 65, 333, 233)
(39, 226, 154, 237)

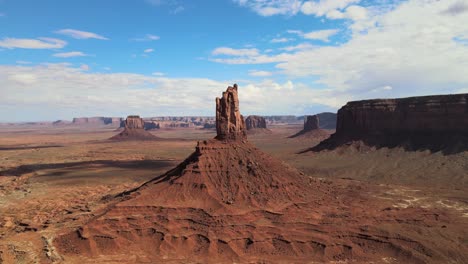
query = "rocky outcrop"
(315, 112, 337, 129)
(289, 114, 332, 139)
(110, 115, 158, 140)
(245, 115, 267, 130)
(123, 115, 144, 129)
(314, 93, 468, 154)
(303, 115, 319, 131)
(215, 84, 247, 141)
(143, 121, 160, 130)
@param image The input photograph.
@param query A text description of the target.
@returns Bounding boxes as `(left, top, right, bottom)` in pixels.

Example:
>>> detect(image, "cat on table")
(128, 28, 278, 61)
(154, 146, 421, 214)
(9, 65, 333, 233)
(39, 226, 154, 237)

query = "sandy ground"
(0, 125, 467, 263)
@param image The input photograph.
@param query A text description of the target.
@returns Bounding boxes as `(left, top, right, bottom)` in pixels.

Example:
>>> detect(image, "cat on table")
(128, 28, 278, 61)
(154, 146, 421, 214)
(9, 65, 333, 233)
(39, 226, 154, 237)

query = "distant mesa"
(72, 117, 123, 126)
(54, 84, 465, 263)
(312, 93, 468, 154)
(304, 115, 319, 130)
(289, 114, 333, 139)
(143, 121, 160, 130)
(109, 115, 159, 140)
(52, 120, 71, 126)
(245, 115, 272, 134)
(119, 119, 161, 130)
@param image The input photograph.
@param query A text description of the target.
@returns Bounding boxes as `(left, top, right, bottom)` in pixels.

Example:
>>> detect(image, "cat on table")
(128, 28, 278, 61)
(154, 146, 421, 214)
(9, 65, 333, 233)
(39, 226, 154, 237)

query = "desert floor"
(0, 125, 467, 263)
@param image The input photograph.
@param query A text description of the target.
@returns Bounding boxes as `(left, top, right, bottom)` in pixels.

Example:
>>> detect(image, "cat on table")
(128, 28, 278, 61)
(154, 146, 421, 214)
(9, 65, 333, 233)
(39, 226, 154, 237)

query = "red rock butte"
(54, 86, 468, 263)
(245, 115, 267, 130)
(314, 93, 468, 153)
(109, 115, 159, 140)
(215, 84, 247, 141)
(289, 114, 331, 139)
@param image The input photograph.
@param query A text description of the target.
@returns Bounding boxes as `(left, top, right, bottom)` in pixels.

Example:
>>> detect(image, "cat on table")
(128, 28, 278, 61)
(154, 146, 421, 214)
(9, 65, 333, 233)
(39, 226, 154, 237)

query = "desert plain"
(0, 120, 467, 263)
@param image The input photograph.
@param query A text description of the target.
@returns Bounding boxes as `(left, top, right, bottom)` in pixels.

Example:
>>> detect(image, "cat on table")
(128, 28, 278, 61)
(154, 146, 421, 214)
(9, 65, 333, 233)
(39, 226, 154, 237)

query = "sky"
(0, 0, 467, 122)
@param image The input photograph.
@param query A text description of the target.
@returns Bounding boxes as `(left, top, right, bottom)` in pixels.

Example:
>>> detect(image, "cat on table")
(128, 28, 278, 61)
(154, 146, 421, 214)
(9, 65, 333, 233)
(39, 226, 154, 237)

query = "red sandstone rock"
(245, 115, 267, 130)
(303, 115, 319, 131)
(215, 84, 247, 141)
(314, 93, 468, 153)
(110, 115, 158, 140)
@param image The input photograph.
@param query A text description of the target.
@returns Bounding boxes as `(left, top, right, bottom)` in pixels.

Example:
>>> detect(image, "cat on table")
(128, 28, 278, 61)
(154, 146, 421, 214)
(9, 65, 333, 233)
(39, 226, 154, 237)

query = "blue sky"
(1, 0, 467, 121)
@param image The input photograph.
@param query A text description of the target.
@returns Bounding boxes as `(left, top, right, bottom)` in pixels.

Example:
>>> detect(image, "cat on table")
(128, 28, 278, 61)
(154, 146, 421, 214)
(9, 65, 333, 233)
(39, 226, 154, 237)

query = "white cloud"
(248, 70, 273, 77)
(80, 64, 90, 71)
(288, 29, 339, 41)
(0, 63, 340, 121)
(279, 43, 314, 51)
(172, 6, 184, 14)
(0, 37, 67, 49)
(53, 51, 88, 58)
(270, 37, 293, 43)
(144, 48, 154, 53)
(212, 47, 260, 57)
(16, 61, 32, 65)
(214, 0, 468, 103)
(133, 34, 160, 41)
(152, 72, 165, 76)
(276, 0, 468, 99)
(301, 0, 360, 16)
(441, 1, 468, 16)
(55, 29, 108, 40)
(233, 0, 303, 16)
(302, 29, 339, 41)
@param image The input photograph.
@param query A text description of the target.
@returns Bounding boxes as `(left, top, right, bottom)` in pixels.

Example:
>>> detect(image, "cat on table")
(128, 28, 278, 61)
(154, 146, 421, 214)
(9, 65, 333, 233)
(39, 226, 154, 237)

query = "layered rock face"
(110, 115, 158, 140)
(315, 93, 468, 153)
(123, 115, 144, 129)
(303, 115, 319, 131)
(245, 115, 267, 130)
(215, 84, 247, 140)
(289, 114, 332, 139)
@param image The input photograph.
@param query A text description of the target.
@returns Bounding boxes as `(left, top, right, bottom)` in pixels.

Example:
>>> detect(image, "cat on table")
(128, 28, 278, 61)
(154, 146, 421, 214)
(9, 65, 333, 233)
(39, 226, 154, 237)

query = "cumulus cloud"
(0, 63, 340, 121)
(248, 70, 273, 77)
(132, 34, 160, 41)
(301, 0, 360, 16)
(53, 51, 88, 58)
(215, 0, 468, 103)
(270, 37, 293, 43)
(0, 37, 66, 49)
(233, 0, 303, 16)
(55, 29, 108, 40)
(288, 29, 339, 41)
(212, 47, 260, 57)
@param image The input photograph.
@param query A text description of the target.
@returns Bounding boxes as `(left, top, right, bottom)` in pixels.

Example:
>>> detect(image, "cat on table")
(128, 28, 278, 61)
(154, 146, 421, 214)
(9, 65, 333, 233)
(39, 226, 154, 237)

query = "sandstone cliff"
(245, 115, 267, 130)
(215, 84, 247, 140)
(290, 114, 332, 139)
(303, 115, 319, 131)
(110, 115, 158, 140)
(314, 93, 468, 153)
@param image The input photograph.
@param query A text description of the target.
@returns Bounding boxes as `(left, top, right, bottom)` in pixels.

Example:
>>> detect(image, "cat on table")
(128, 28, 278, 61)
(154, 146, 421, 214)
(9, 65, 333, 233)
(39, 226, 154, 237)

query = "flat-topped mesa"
(313, 93, 468, 153)
(304, 115, 319, 131)
(245, 115, 267, 130)
(124, 115, 145, 129)
(335, 94, 468, 136)
(215, 84, 247, 141)
(109, 115, 159, 140)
